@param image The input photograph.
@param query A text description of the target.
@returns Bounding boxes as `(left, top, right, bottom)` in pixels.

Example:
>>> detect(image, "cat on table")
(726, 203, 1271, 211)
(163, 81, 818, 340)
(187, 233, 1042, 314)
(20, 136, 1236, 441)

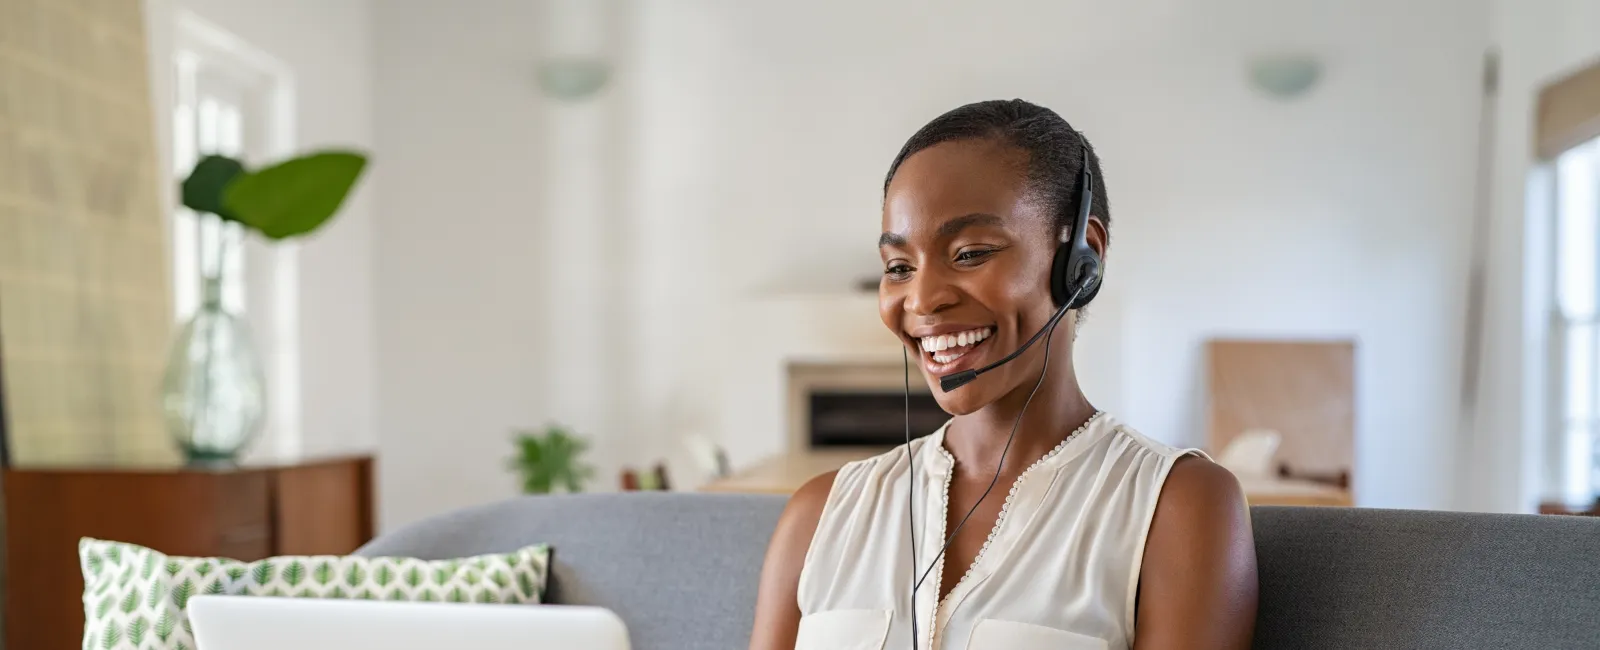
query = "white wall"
(370, 0, 1511, 525)
(1466, 0, 1600, 513)
(371, 0, 599, 530)
(628, 0, 1488, 510)
(143, 0, 377, 458)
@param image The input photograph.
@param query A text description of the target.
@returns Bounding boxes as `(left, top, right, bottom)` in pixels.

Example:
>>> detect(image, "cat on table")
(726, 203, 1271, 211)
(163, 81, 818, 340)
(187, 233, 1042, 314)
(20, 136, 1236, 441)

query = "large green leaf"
(223, 151, 367, 240)
(181, 154, 246, 220)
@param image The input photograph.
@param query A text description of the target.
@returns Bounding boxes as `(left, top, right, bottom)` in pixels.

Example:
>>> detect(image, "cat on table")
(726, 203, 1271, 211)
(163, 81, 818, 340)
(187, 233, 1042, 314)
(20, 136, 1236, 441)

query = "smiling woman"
(750, 100, 1258, 650)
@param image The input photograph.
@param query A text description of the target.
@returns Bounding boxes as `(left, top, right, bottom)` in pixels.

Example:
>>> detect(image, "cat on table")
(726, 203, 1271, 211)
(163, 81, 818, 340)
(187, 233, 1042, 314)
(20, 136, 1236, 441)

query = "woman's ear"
(1086, 216, 1110, 263)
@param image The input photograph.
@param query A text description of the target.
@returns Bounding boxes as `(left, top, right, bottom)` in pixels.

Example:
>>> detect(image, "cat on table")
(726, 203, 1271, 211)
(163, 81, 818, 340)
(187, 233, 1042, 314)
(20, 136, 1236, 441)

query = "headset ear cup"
(1052, 244, 1103, 310)
(1050, 243, 1074, 308)
(1068, 254, 1102, 310)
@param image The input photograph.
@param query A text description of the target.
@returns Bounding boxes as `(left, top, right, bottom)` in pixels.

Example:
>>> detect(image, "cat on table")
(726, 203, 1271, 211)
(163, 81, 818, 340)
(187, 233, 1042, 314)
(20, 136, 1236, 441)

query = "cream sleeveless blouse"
(795, 412, 1202, 650)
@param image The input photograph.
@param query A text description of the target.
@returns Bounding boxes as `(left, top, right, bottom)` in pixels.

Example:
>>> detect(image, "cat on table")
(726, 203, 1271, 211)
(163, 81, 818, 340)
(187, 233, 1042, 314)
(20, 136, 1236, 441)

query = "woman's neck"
(943, 331, 1096, 474)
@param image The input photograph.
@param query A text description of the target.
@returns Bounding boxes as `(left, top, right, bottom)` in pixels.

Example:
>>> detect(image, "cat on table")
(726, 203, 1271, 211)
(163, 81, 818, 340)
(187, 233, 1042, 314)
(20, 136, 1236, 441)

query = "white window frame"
(1547, 136, 1600, 507)
(170, 12, 303, 461)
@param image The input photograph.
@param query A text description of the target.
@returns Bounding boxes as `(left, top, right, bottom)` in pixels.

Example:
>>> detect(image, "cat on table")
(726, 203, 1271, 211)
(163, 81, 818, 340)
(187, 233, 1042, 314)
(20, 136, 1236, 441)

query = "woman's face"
(879, 138, 1066, 415)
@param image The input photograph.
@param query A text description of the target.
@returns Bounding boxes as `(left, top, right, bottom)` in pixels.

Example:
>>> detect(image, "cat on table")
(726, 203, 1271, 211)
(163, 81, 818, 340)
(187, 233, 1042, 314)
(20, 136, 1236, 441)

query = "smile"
(916, 326, 995, 373)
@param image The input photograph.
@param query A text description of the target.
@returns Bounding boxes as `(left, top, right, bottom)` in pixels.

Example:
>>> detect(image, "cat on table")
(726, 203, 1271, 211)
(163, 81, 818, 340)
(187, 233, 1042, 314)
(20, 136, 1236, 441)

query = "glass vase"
(161, 275, 266, 466)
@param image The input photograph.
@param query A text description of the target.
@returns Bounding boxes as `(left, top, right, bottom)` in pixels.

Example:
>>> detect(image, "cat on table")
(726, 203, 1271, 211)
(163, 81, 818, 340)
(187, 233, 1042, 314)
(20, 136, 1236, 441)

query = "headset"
(902, 136, 1102, 648)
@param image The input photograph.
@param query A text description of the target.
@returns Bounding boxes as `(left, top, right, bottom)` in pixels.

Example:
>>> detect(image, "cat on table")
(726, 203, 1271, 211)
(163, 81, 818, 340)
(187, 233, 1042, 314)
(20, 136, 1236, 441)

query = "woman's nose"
(904, 268, 958, 316)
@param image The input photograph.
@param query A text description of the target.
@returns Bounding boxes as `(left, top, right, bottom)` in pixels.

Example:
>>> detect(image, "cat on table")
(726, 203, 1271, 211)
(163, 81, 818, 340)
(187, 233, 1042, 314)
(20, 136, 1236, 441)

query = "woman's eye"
(955, 249, 995, 264)
(884, 263, 912, 279)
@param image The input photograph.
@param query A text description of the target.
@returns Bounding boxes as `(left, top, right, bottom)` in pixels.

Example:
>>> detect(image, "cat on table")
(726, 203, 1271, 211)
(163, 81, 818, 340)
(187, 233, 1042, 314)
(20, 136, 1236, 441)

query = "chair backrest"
(360, 494, 1600, 650)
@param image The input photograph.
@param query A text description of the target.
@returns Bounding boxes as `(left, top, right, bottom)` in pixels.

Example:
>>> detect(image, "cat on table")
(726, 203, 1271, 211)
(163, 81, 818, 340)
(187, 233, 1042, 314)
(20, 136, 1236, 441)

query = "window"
(172, 49, 249, 319)
(168, 12, 300, 459)
(1551, 135, 1600, 504)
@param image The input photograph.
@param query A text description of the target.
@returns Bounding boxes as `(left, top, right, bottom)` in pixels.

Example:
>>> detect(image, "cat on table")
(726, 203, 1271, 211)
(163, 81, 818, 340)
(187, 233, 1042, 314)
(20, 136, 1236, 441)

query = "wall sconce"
(1247, 54, 1322, 99)
(538, 57, 612, 101)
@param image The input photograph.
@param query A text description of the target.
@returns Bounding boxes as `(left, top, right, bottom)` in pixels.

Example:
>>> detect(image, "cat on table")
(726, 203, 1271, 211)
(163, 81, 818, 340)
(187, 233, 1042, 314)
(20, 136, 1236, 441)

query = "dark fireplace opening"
(809, 390, 950, 448)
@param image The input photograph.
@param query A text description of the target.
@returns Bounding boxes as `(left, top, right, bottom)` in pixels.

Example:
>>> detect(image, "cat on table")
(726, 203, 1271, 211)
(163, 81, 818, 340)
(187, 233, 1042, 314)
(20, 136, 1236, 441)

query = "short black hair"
(883, 99, 1110, 239)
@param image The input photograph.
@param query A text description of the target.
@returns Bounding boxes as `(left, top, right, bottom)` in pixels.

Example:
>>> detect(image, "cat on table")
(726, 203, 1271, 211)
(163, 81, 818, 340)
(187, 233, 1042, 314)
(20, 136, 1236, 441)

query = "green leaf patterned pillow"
(79, 538, 551, 650)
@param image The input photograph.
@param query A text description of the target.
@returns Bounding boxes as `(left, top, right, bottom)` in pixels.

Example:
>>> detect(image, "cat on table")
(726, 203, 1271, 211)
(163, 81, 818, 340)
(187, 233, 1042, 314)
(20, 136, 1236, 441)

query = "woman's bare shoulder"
(777, 470, 839, 538)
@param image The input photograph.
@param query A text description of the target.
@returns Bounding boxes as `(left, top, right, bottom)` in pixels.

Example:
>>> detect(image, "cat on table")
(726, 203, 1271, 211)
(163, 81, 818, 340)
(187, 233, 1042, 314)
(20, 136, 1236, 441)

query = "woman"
(750, 100, 1258, 650)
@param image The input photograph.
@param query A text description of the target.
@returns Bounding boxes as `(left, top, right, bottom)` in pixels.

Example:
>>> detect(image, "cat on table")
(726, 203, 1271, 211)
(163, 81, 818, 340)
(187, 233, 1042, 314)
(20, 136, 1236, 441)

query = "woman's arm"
(748, 471, 837, 650)
(1133, 457, 1258, 649)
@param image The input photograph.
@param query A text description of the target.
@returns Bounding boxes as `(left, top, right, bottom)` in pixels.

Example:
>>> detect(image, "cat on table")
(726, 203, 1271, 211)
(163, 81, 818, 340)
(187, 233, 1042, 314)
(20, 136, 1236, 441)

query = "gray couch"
(357, 493, 1600, 649)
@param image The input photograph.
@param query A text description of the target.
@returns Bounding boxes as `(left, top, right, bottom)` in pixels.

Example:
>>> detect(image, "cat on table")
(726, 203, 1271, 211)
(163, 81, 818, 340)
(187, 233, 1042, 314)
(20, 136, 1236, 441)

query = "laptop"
(188, 595, 631, 650)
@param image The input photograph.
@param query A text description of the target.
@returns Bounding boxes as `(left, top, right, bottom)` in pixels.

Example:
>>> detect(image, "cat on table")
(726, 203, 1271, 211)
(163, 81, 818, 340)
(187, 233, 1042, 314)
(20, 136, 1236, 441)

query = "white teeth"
(918, 327, 992, 358)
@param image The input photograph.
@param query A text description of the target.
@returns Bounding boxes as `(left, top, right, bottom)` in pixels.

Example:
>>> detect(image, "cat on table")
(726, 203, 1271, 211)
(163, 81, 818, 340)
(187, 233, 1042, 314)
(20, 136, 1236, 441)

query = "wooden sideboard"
(2, 455, 375, 650)
(1539, 499, 1600, 516)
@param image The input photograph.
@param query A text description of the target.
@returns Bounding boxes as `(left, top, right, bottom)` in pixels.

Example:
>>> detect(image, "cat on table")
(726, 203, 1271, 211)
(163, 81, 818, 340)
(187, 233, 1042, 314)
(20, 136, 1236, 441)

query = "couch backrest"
(359, 494, 1600, 650)
(358, 494, 785, 650)
(1249, 505, 1600, 649)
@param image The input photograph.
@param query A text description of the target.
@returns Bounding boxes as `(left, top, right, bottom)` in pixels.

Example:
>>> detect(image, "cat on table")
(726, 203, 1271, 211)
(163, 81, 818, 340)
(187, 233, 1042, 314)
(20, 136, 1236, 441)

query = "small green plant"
(509, 424, 595, 494)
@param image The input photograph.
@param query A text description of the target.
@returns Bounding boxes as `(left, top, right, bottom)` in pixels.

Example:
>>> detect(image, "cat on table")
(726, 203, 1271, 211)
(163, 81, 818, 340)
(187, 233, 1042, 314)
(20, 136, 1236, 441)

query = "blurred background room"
(2, 0, 1600, 645)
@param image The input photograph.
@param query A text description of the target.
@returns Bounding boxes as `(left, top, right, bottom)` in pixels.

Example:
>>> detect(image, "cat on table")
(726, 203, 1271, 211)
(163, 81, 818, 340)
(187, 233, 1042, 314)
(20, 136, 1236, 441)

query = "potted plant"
(164, 151, 368, 465)
(509, 424, 596, 494)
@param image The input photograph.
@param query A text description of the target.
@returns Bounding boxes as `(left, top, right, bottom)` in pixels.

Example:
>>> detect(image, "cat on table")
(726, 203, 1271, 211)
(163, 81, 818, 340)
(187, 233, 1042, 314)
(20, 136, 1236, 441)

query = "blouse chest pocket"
(967, 618, 1108, 650)
(795, 609, 892, 650)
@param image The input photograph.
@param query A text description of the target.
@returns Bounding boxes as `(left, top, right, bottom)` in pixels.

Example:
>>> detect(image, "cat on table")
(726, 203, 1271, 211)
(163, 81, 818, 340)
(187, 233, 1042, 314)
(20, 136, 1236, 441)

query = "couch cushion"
(1251, 506, 1600, 649)
(357, 493, 786, 650)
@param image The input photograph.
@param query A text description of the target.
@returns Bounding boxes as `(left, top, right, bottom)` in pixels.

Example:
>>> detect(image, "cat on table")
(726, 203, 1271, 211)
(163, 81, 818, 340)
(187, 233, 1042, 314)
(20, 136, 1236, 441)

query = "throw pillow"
(79, 538, 551, 650)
